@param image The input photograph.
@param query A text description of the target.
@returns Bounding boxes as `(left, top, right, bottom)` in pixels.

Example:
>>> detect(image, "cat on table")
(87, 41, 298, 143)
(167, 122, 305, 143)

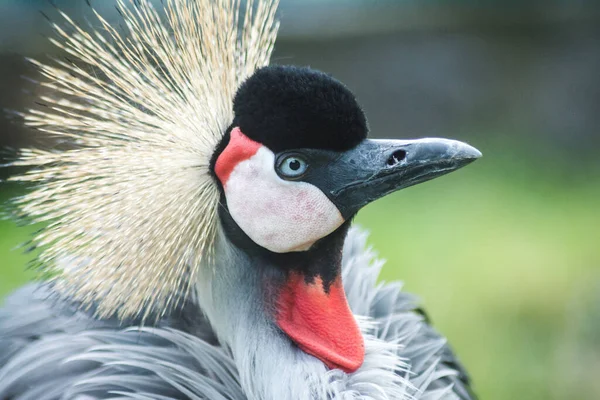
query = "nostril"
(387, 150, 406, 166)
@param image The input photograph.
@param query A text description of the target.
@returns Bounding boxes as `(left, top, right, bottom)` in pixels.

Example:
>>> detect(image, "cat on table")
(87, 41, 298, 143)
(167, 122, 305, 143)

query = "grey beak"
(326, 138, 482, 219)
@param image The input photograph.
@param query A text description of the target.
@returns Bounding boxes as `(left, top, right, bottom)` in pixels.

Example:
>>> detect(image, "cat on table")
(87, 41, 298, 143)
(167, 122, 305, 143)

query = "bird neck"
(195, 224, 356, 399)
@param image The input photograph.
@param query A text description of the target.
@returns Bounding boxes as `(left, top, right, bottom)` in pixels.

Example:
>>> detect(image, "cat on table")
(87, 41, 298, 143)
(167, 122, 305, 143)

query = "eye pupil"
(289, 159, 301, 171)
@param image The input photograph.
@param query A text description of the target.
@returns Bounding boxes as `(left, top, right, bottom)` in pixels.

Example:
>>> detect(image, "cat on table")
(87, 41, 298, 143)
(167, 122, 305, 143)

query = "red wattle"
(214, 127, 262, 185)
(276, 273, 365, 373)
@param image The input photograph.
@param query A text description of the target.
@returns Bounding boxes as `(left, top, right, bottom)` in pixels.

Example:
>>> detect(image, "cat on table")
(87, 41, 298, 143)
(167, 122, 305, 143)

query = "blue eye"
(277, 155, 308, 179)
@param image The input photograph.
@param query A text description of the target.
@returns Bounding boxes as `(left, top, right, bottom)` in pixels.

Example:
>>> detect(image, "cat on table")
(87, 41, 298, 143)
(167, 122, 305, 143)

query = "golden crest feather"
(8, 0, 280, 320)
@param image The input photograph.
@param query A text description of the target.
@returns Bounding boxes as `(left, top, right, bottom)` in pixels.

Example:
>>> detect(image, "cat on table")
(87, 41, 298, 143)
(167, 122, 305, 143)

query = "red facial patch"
(276, 273, 365, 373)
(215, 127, 262, 185)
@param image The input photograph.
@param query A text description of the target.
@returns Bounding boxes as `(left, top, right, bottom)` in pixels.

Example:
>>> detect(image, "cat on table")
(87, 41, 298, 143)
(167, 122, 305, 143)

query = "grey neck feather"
(196, 227, 412, 400)
(196, 228, 330, 399)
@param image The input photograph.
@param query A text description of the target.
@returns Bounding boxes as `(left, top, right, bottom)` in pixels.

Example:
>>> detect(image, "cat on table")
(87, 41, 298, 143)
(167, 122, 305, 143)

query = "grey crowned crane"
(0, 1, 481, 399)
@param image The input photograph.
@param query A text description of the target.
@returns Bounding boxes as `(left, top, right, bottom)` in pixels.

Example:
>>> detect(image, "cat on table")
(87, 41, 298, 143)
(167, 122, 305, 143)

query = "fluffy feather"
(0, 228, 475, 400)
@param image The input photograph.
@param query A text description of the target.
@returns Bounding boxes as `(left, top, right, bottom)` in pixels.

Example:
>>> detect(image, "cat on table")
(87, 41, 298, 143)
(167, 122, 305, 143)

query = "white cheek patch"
(224, 147, 344, 253)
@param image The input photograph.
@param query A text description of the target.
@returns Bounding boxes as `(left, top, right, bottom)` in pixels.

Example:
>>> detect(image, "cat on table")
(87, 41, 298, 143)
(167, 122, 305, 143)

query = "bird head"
(208, 65, 481, 372)
(8, 0, 480, 379)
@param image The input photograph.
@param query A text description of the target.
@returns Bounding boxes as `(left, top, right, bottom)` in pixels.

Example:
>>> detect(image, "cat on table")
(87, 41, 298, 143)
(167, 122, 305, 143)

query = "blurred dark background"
(1, 1, 599, 399)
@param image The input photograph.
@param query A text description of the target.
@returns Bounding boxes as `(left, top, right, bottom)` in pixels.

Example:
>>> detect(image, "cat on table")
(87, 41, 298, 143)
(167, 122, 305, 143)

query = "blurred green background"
(1, 1, 600, 399)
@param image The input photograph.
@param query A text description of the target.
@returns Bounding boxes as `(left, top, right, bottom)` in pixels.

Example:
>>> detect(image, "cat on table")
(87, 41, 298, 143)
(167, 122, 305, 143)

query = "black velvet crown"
(232, 65, 368, 153)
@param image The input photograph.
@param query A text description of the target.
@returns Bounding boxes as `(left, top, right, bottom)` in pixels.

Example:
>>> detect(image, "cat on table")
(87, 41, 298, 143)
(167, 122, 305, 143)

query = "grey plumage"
(0, 227, 475, 400)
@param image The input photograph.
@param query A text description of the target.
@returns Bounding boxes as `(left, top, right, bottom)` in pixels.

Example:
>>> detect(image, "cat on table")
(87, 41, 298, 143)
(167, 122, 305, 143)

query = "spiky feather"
(7, 0, 280, 321)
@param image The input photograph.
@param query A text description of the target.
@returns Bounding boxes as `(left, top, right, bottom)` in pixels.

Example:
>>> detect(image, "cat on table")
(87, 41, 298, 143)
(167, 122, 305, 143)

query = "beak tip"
(456, 142, 482, 161)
